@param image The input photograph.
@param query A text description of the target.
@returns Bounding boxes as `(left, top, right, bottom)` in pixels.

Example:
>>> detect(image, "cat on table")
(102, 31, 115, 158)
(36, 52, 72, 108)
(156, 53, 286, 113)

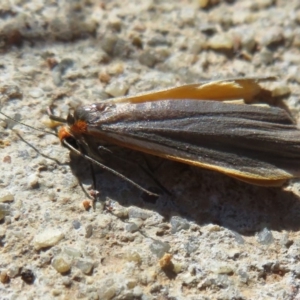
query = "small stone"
(52, 289, 61, 296)
(170, 216, 190, 234)
(85, 224, 93, 238)
(241, 34, 256, 53)
(76, 259, 94, 275)
(33, 228, 64, 250)
(179, 8, 196, 26)
(148, 35, 170, 47)
(99, 72, 111, 84)
(63, 246, 82, 258)
(149, 240, 170, 258)
(105, 81, 129, 97)
(0, 120, 7, 128)
(271, 83, 291, 97)
(198, 277, 215, 289)
(3, 155, 11, 163)
(199, 23, 217, 35)
(107, 62, 124, 75)
(208, 33, 233, 50)
(0, 203, 10, 221)
(212, 264, 234, 275)
(260, 26, 284, 47)
(62, 277, 72, 287)
(196, 0, 210, 9)
(126, 250, 142, 263)
(113, 207, 128, 219)
(52, 256, 72, 273)
(128, 207, 152, 220)
(256, 228, 274, 245)
(0, 270, 9, 284)
(237, 269, 249, 284)
(0, 192, 14, 203)
(100, 34, 118, 55)
(20, 268, 35, 284)
(125, 222, 139, 233)
(72, 220, 81, 229)
(258, 48, 274, 65)
(98, 278, 117, 300)
(159, 253, 173, 269)
(107, 16, 122, 32)
(250, 0, 274, 10)
(112, 38, 131, 57)
(139, 50, 157, 68)
(29, 88, 44, 98)
(230, 230, 245, 244)
(7, 265, 20, 278)
(27, 174, 39, 189)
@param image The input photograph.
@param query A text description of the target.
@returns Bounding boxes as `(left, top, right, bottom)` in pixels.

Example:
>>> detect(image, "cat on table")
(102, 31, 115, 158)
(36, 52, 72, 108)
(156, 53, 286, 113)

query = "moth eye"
(67, 113, 75, 125)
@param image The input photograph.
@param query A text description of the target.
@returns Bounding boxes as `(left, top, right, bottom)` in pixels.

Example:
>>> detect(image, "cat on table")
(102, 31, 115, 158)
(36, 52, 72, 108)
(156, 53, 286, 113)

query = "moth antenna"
(62, 139, 160, 197)
(47, 107, 68, 123)
(0, 111, 57, 137)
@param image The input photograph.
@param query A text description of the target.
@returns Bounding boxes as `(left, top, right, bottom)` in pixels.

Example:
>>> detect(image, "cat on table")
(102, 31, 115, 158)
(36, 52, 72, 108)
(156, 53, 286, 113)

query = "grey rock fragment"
(170, 216, 190, 234)
(256, 228, 274, 245)
(76, 259, 93, 275)
(149, 240, 170, 258)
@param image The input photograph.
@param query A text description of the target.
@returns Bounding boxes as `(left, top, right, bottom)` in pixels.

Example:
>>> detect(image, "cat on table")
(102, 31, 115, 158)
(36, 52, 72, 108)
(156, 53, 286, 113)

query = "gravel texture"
(1, 0, 300, 299)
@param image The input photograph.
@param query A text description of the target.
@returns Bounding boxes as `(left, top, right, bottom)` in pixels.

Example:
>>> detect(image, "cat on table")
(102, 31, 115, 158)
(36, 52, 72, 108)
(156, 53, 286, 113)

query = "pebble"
(211, 263, 234, 275)
(105, 80, 129, 97)
(149, 240, 170, 258)
(107, 16, 122, 32)
(237, 268, 249, 284)
(72, 220, 81, 229)
(85, 224, 93, 238)
(97, 278, 117, 300)
(51, 255, 72, 273)
(28, 88, 44, 98)
(196, 0, 210, 9)
(170, 216, 190, 233)
(260, 26, 284, 47)
(27, 174, 40, 189)
(256, 228, 274, 245)
(63, 246, 82, 258)
(0, 270, 9, 284)
(0, 203, 10, 221)
(139, 50, 157, 68)
(7, 264, 21, 278)
(259, 48, 274, 65)
(128, 207, 152, 220)
(126, 250, 142, 263)
(179, 8, 196, 26)
(207, 33, 233, 50)
(148, 35, 170, 47)
(20, 268, 35, 284)
(125, 222, 139, 233)
(271, 83, 291, 97)
(241, 33, 256, 53)
(76, 259, 94, 275)
(0, 192, 14, 203)
(33, 228, 65, 250)
(100, 34, 118, 55)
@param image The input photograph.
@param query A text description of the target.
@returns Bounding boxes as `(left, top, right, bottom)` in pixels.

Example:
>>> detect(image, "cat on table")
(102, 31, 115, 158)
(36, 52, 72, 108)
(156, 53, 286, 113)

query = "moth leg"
(97, 146, 171, 195)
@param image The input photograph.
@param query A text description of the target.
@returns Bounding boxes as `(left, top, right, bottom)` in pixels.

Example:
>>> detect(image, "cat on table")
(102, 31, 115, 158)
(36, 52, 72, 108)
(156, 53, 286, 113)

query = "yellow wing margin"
(109, 76, 276, 104)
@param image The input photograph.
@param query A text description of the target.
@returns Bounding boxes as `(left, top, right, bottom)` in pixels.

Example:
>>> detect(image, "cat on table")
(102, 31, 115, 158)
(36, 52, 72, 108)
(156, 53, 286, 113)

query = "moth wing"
(109, 76, 276, 105)
(88, 98, 299, 187)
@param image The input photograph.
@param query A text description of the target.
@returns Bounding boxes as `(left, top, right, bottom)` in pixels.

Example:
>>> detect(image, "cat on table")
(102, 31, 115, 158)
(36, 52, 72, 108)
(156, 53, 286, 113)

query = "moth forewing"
(108, 77, 275, 104)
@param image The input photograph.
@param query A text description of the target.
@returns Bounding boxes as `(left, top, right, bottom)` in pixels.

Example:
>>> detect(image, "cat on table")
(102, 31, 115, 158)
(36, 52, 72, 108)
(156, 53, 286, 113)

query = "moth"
(56, 77, 300, 189)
